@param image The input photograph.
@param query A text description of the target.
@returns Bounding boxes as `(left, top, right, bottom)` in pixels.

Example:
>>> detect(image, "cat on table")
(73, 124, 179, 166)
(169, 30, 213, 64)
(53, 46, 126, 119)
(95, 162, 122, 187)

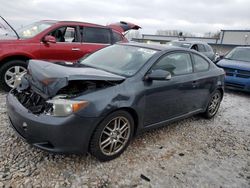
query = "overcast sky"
(1, 0, 250, 35)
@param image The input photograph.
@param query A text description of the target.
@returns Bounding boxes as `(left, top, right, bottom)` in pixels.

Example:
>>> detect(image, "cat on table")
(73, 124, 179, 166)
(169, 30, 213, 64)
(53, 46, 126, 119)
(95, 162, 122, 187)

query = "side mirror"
(145, 69, 171, 81)
(43, 35, 56, 43)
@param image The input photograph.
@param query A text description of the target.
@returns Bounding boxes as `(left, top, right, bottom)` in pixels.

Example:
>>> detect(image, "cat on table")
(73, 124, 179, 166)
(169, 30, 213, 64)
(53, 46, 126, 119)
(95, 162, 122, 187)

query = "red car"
(0, 16, 140, 91)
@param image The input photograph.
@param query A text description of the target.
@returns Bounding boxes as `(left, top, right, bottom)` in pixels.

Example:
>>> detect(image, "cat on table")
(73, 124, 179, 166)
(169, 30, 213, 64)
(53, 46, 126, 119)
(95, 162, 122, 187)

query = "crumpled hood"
(20, 60, 125, 98)
(217, 59, 250, 71)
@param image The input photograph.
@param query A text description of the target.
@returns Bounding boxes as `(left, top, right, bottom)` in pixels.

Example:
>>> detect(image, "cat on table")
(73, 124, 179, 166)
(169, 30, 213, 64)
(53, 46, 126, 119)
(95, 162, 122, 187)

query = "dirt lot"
(0, 90, 249, 188)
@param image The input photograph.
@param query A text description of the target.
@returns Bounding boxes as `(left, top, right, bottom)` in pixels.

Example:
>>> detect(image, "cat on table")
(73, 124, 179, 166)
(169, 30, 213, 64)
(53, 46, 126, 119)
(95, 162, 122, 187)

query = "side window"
(191, 44, 198, 51)
(50, 26, 78, 42)
(152, 52, 193, 76)
(83, 27, 111, 44)
(113, 32, 123, 43)
(64, 27, 77, 42)
(193, 54, 209, 72)
(197, 44, 206, 52)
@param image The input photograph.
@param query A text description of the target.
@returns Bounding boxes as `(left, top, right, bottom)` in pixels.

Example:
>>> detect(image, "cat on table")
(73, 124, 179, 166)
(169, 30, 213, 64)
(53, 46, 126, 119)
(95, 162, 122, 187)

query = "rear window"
(83, 27, 111, 44)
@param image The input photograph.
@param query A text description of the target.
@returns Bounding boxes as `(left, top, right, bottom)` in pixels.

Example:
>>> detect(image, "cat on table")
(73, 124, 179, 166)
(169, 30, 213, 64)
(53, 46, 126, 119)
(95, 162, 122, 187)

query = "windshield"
(17, 22, 53, 39)
(166, 41, 191, 48)
(225, 48, 250, 62)
(80, 45, 158, 76)
(0, 17, 17, 39)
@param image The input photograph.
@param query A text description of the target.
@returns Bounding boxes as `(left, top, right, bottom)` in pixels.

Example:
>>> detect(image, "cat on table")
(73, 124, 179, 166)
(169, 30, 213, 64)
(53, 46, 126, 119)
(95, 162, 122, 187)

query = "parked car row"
(167, 40, 250, 92)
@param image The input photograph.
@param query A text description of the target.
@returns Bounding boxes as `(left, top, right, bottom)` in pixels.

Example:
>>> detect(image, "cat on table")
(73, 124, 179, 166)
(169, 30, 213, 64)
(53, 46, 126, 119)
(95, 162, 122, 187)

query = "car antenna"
(0, 15, 20, 39)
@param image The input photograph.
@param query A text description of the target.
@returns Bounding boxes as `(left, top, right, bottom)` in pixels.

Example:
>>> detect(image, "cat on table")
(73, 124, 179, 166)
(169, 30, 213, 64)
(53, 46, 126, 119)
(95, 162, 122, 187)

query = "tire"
(0, 60, 28, 91)
(90, 110, 134, 161)
(203, 90, 222, 119)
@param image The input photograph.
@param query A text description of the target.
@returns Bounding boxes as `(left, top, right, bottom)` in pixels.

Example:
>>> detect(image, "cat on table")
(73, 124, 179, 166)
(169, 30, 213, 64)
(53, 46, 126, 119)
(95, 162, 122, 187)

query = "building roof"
(142, 34, 218, 40)
(221, 29, 250, 32)
(170, 40, 209, 45)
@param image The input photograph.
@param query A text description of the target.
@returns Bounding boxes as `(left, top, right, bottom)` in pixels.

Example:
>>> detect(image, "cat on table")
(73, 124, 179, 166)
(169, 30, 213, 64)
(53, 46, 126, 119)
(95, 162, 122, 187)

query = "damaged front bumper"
(6, 92, 100, 154)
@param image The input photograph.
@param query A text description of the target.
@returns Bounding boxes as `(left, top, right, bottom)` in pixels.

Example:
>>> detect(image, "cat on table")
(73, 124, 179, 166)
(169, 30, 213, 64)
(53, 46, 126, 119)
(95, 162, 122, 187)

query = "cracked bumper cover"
(6, 93, 100, 154)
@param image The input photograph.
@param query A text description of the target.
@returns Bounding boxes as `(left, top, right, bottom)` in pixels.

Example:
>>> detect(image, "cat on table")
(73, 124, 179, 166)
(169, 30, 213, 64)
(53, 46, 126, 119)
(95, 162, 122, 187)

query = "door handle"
(72, 48, 80, 51)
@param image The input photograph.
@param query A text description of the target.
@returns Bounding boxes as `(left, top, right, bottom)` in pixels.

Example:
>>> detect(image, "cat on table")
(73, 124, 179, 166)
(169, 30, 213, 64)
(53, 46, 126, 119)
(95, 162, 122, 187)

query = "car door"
(190, 53, 214, 109)
(78, 26, 111, 57)
(143, 51, 198, 126)
(39, 26, 85, 62)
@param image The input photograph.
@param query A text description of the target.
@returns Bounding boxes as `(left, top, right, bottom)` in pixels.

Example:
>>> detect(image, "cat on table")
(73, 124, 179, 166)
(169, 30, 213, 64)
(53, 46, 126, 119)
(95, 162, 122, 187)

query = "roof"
(40, 20, 105, 28)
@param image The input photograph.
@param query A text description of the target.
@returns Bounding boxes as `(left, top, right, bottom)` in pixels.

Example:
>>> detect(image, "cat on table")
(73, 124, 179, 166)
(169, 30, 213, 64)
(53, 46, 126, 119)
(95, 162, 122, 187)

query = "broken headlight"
(47, 99, 89, 117)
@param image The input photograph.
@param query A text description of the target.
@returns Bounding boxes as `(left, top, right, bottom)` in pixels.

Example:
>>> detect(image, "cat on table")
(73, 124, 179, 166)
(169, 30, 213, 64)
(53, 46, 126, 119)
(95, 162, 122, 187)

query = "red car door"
(39, 26, 85, 62)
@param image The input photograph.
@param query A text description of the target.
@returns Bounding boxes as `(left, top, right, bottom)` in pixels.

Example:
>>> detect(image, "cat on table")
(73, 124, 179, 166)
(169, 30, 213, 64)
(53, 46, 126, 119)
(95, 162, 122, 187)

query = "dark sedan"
(7, 43, 225, 161)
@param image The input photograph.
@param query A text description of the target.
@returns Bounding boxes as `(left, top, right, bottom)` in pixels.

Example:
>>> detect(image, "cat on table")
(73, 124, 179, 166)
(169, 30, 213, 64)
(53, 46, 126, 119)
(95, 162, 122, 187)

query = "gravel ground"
(0, 90, 249, 188)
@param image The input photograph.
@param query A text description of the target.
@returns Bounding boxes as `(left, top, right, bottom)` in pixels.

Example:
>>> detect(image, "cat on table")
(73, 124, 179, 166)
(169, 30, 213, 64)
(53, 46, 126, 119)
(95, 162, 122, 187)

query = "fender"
(0, 52, 35, 63)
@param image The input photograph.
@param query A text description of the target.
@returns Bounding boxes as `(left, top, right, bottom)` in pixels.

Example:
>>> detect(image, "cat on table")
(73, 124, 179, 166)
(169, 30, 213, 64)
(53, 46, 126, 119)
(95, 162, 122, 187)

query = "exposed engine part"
(13, 80, 121, 115)
(12, 89, 53, 115)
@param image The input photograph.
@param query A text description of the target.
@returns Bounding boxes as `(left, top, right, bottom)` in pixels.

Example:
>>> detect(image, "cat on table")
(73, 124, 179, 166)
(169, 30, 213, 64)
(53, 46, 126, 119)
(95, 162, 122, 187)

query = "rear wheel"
(203, 90, 222, 119)
(0, 60, 27, 91)
(90, 110, 134, 161)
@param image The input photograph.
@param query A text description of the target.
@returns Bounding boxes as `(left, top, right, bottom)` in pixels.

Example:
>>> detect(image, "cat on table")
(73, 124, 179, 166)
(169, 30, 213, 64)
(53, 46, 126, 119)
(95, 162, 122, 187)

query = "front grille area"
(237, 69, 250, 78)
(223, 68, 250, 79)
(12, 89, 52, 115)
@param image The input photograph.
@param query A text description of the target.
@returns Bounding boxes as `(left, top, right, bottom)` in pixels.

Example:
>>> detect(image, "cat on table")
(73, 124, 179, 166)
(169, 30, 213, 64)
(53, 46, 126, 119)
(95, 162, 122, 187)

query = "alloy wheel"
(99, 116, 131, 156)
(4, 66, 27, 88)
(208, 92, 221, 116)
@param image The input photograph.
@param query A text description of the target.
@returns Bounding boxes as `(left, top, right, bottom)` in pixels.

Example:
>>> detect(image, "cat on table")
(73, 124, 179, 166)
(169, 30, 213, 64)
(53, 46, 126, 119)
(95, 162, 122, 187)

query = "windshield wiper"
(77, 63, 99, 69)
(223, 57, 232, 60)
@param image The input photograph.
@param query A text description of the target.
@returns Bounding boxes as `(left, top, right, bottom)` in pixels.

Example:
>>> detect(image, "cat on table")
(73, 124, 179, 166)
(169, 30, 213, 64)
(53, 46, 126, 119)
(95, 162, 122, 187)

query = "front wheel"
(203, 90, 222, 119)
(90, 110, 134, 161)
(0, 60, 27, 91)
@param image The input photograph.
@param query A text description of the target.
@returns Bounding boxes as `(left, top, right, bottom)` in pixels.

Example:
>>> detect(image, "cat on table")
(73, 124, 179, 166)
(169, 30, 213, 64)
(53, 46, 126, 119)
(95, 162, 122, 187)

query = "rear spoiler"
(107, 21, 141, 33)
